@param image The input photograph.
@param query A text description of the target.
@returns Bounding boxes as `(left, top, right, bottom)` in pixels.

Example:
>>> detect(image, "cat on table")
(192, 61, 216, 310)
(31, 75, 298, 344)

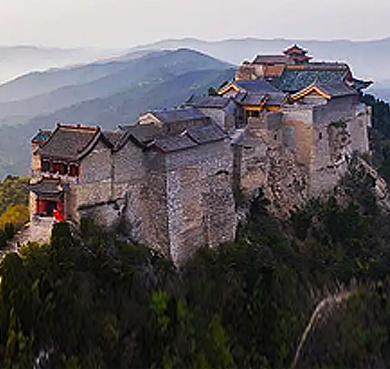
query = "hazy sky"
(1, 0, 389, 48)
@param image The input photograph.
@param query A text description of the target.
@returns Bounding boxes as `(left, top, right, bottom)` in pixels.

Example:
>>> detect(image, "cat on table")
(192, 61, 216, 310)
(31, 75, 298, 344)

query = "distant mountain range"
(0, 36, 389, 178)
(2, 37, 390, 85)
(0, 49, 232, 125)
(0, 48, 234, 177)
(0, 37, 388, 126)
(0, 46, 124, 84)
(130, 37, 390, 85)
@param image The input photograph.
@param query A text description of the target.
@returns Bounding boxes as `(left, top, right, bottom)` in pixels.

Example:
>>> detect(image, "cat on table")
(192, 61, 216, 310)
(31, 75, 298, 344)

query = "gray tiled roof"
(40, 125, 100, 161)
(274, 69, 348, 92)
(234, 91, 287, 106)
(185, 95, 232, 109)
(252, 55, 290, 64)
(185, 123, 227, 144)
(234, 91, 247, 101)
(267, 92, 288, 105)
(315, 81, 358, 97)
(102, 130, 124, 147)
(284, 44, 308, 54)
(151, 135, 198, 153)
(118, 120, 227, 153)
(235, 93, 267, 106)
(27, 178, 63, 198)
(118, 124, 164, 149)
(149, 107, 207, 124)
(298, 62, 349, 71)
(234, 79, 280, 94)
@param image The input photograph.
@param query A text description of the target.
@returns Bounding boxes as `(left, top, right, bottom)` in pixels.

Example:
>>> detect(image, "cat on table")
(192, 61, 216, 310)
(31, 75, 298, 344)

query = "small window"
(41, 160, 50, 172)
(52, 162, 68, 175)
(61, 164, 68, 175)
(274, 133, 278, 140)
(52, 162, 61, 173)
(69, 164, 80, 177)
(319, 132, 323, 140)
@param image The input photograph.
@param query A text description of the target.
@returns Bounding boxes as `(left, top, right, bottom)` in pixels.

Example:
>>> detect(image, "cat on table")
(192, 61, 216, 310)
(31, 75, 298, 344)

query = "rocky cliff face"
(235, 103, 372, 220)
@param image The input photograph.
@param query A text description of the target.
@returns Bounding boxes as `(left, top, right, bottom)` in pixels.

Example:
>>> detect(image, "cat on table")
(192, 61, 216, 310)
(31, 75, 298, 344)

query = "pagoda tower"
(283, 44, 312, 64)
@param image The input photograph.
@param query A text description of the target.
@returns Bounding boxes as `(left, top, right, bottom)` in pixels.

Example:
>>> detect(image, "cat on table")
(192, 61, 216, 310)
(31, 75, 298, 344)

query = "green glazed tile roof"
(273, 70, 348, 92)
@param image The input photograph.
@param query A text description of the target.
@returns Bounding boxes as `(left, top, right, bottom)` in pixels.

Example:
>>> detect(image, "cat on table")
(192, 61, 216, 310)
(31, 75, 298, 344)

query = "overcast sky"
(1, 0, 389, 48)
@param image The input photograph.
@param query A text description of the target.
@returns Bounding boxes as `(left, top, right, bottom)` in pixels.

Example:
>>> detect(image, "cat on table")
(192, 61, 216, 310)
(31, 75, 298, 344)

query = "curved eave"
(218, 82, 240, 95)
(290, 84, 332, 102)
(77, 130, 114, 161)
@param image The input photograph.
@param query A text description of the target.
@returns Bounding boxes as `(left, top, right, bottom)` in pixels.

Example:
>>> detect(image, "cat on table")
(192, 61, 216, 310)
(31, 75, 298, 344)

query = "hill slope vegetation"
(1, 162, 390, 368)
(0, 49, 234, 177)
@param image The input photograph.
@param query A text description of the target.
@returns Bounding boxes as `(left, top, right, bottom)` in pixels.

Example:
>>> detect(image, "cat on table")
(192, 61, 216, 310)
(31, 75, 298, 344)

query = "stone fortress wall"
(29, 46, 373, 263)
(64, 125, 235, 263)
(234, 96, 371, 217)
(73, 90, 370, 263)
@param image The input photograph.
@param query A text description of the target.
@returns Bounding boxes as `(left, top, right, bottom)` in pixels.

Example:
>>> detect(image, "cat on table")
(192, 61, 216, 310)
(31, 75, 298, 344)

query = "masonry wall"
(68, 136, 171, 255)
(282, 107, 314, 172)
(137, 150, 170, 255)
(29, 192, 38, 220)
(238, 114, 279, 197)
(349, 104, 371, 154)
(313, 96, 356, 125)
(165, 139, 235, 264)
(238, 98, 369, 214)
(263, 64, 285, 77)
(31, 143, 41, 173)
(75, 140, 113, 225)
(110, 140, 147, 243)
(309, 97, 360, 197)
(49, 95, 371, 262)
(238, 111, 310, 217)
(197, 108, 225, 130)
(300, 93, 327, 106)
(197, 107, 236, 132)
(79, 141, 111, 184)
(239, 96, 372, 206)
(63, 183, 73, 221)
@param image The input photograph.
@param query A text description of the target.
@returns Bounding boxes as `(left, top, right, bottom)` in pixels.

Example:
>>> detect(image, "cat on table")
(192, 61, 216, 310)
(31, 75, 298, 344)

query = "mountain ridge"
(128, 37, 390, 84)
(0, 49, 232, 125)
(0, 45, 125, 84)
(0, 49, 235, 177)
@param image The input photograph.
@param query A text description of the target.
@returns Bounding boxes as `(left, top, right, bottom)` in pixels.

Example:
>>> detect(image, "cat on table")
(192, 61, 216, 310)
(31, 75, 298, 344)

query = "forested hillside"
(361, 94, 390, 183)
(1, 161, 390, 368)
(0, 176, 29, 247)
(1, 92, 390, 368)
(1, 46, 390, 367)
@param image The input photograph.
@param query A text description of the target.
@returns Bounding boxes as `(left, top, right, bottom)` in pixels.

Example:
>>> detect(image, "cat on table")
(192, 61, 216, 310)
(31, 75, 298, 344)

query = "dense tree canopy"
(0, 176, 29, 248)
(1, 97, 390, 368)
(0, 176, 29, 215)
(0, 166, 389, 368)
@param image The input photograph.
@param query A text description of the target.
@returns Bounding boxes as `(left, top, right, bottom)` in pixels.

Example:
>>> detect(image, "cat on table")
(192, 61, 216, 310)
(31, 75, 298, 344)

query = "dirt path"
(291, 289, 356, 368)
(1, 218, 54, 258)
